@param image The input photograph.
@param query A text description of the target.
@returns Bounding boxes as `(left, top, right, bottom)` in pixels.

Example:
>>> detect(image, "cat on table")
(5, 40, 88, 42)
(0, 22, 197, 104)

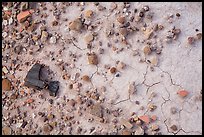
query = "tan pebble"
(122, 129, 132, 135)
(196, 33, 202, 40)
(148, 104, 157, 111)
(143, 28, 153, 39)
(73, 83, 80, 91)
(82, 75, 90, 82)
(151, 56, 158, 66)
(2, 66, 9, 74)
(143, 45, 151, 55)
(2, 126, 12, 135)
(2, 78, 12, 91)
(84, 10, 94, 18)
(84, 33, 94, 43)
(62, 74, 70, 80)
(41, 31, 49, 42)
(110, 67, 117, 74)
(117, 61, 126, 70)
(170, 125, 178, 131)
(151, 124, 159, 131)
(119, 28, 128, 36)
(88, 53, 98, 65)
(117, 16, 125, 24)
(69, 18, 83, 31)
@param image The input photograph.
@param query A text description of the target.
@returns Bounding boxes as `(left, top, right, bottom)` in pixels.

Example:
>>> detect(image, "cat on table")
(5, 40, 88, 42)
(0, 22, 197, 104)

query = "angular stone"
(84, 10, 94, 18)
(17, 10, 31, 23)
(139, 115, 150, 124)
(177, 90, 189, 97)
(117, 16, 125, 24)
(2, 78, 11, 91)
(84, 33, 94, 43)
(69, 18, 83, 31)
(120, 118, 133, 129)
(90, 103, 103, 118)
(88, 53, 98, 65)
(143, 45, 151, 55)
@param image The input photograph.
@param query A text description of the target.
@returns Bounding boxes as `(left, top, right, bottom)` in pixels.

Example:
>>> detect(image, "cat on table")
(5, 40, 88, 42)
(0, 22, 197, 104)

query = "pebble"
(138, 115, 150, 124)
(150, 56, 158, 66)
(90, 103, 103, 118)
(41, 31, 49, 42)
(2, 32, 8, 38)
(134, 127, 144, 135)
(2, 66, 9, 74)
(122, 129, 132, 135)
(177, 90, 189, 97)
(117, 61, 126, 70)
(3, 20, 8, 26)
(69, 18, 83, 31)
(17, 10, 31, 23)
(2, 126, 12, 135)
(110, 67, 117, 74)
(151, 124, 159, 131)
(50, 36, 57, 44)
(84, 33, 94, 43)
(2, 78, 12, 91)
(84, 10, 94, 18)
(120, 118, 133, 129)
(143, 45, 151, 55)
(170, 125, 178, 131)
(87, 53, 98, 65)
(170, 107, 177, 114)
(117, 16, 126, 24)
(187, 36, 195, 45)
(82, 75, 90, 82)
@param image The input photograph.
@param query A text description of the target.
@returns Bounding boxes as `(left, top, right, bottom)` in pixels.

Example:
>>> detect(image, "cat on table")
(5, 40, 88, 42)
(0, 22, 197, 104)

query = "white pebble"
(3, 20, 8, 26)
(2, 32, 8, 38)
(50, 36, 57, 44)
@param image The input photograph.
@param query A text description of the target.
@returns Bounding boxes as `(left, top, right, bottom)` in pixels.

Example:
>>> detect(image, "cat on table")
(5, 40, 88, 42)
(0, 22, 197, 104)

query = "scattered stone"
(117, 61, 126, 70)
(84, 10, 94, 18)
(150, 56, 158, 66)
(119, 28, 128, 36)
(87, 53, 98, 65)
(143, 28, 153, 39)
(110, 67, 117, 74)
(17, 10, 31, 23)
(143, 45, 151, 55)
(49, 36, 57, 44)
(196, 33, 202, 40)
(2, 66, 9, 74)
(177, 90, 189, 97)
(41, 31, 49, 42)
(170, 107, 177, 114)
(187, 36, 195, 45)
(128, 82, 136, 95)
(2, 32, 8, 38)
(139, 115, 150, 124)
(134, 127, 144, 135)
(170, 125, 178, 131)
(117, 16, 126, 24)
(84, 33, 94, 43)
(151, 124, 159, 131)
(82, 75, 90, 82)
(2, 78, 12, 91)
(120, 118, 133, 129)
(90, 103, 103, 118)
(2, 126, 12, 135)
(69, 18, 83, 31)
(122, 129, 132, 135)
(148, 104, 157, 111)
(151, 115, 157, 121)
(26, 98, 34, 104)
(43, 124, 53, 133)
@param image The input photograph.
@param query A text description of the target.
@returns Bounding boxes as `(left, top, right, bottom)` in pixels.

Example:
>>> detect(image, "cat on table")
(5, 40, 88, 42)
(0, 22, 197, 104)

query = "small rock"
(150, 56, 158, 66)
(41, 31, 49, 42)
(122, 129, 132, 135)
(119, 28, 128, 36)
(2, 66, 9, 74)
(47, 113, 55, 120)
(196, 33, 202, 40)
(84, 33, 94, 43)
(143, 28, 153, 39)
(117, 16, 126, 24)
(90, 103, 103, 118)
(82, 75, 90, 82)
(110, 67, 117, 74)
(43, 124, 53, 133)
(134, 127, 144, 135)
(73, 83, 80, 91)
(117, 61, 126, 70)
(177, 90, 189, 97)
(69, 18, 83, 31)
(138, 115, 150, 124)
(2, 78, 11, 91)
(50, 36, 57, 44)
(120, 118, 133, 129)
(170, 107, 177, 114)
(2, 126, 12, 135)
(2, 32, 8, 38)
(170, 125, 178, 131)
(187, 36, 195, 45)
(148, 104, 157, 111)
(17, 10, 31, 23)
(128, 82, 136, 95)
(151, 115, 157, 121)
(143, 45, 151, 55)
(26, 98, 34, 104)
(84, 10, 94, 18)
(87, 53, 98, 65)
(151, 124, 159, 131)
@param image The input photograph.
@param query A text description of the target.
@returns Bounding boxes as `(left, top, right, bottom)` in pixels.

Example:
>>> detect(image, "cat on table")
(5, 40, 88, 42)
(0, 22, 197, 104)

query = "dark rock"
(48, 81, 59, 97)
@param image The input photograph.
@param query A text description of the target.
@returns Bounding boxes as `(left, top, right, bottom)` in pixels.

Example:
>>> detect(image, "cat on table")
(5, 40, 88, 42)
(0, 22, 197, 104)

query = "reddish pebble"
(177, 90, 189, 97)
(139, 115, 150, 124)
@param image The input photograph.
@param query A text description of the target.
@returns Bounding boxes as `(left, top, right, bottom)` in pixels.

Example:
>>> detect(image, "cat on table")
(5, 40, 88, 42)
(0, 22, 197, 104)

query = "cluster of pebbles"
(2, 2, 202, 135)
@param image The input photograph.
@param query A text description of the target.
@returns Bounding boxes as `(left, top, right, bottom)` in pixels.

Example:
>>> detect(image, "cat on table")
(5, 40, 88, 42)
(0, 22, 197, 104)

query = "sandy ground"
(2, 2, 202, 135)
